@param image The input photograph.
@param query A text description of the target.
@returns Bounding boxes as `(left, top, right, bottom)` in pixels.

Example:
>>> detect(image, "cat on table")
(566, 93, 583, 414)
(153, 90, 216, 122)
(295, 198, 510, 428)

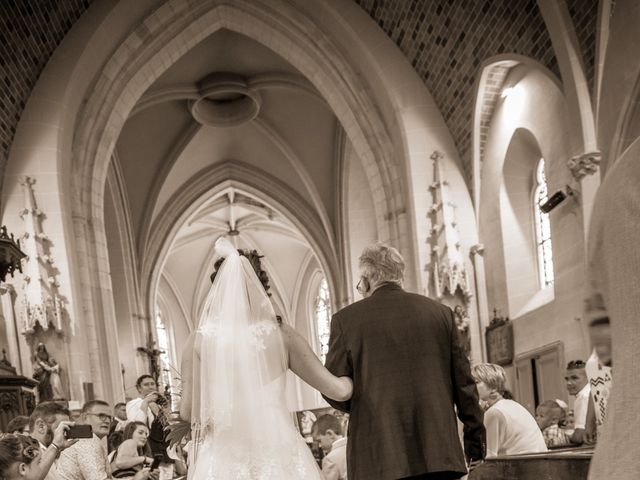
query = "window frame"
(533, 158, 554, 288)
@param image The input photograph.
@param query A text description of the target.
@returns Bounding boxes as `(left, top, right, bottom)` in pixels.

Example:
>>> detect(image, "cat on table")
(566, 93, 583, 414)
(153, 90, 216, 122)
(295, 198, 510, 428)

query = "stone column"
(0, 285, 24, 373)
(567, 151, 602, 238)
(470, 244, 489, 362)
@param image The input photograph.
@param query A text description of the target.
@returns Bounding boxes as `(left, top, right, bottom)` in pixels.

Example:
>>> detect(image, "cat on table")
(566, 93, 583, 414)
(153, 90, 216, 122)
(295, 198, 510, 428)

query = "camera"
(539, 190, 567, 213)
(65, 425, 92, 439)
(155, 394, 168, 407)
(539, 186, 578, 214)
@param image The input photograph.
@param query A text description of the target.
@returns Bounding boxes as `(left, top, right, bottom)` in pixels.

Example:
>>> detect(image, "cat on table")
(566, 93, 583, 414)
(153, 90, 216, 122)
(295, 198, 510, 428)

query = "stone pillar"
(470, 244, 489, 362)
(567, 151, 602, 238)
(0, 285, 24, 373)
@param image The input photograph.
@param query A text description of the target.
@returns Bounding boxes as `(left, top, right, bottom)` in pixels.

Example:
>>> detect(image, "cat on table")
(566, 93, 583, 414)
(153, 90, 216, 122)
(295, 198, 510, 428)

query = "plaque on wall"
(485, 313, 514, 366)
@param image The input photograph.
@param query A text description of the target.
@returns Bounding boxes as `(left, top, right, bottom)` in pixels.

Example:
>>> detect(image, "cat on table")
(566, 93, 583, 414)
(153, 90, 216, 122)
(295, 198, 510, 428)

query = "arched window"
(533, 158, 554, 287)
(315, 278, 332, 363)
(155, 312, 176, 409)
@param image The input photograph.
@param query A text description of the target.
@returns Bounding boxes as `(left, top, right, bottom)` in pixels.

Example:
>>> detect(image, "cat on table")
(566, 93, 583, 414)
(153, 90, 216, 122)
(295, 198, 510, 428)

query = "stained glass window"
(315, 278, 332, 364)
(534, 159, 554, 287)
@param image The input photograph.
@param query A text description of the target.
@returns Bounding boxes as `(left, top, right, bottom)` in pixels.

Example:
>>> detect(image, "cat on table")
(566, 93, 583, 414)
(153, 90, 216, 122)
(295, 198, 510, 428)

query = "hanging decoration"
(426, 151, 473, 300)
(18, 177, 67, 334)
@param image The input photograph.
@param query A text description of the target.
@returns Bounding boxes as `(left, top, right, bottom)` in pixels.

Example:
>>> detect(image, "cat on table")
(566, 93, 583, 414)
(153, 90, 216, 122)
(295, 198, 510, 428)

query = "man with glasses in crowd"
(57, 400, 155, 480)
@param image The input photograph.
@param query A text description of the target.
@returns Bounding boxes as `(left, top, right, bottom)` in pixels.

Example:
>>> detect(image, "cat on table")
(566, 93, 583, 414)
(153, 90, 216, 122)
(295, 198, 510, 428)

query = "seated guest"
(472, 363, 547, 457)
(57, 400, 156, 480)
(535, 400, 571, 448)
(0, 422, 76, 480)
(126, 376, 169, 460)
(564, 360, 591, 445)
(29, 401, 72, 480)
(109, 403, 127, 435)
(312, 414, 347, 480)
(110, 422, 153, 478)
(6, 416, 30, 435)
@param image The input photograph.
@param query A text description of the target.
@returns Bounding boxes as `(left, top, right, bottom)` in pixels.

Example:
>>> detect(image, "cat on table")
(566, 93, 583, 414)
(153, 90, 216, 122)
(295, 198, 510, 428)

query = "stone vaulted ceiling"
(0, 0, 599, 190)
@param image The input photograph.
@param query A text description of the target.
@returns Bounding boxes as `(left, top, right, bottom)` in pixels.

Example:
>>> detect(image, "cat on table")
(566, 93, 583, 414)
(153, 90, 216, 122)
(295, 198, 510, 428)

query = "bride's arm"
(281, 323, 353, 401)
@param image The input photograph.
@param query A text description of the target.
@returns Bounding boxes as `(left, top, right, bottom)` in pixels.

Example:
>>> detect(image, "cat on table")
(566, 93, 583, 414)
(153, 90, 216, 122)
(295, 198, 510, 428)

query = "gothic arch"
(472, 54, 561, 208)
(142, 160, 342, 325)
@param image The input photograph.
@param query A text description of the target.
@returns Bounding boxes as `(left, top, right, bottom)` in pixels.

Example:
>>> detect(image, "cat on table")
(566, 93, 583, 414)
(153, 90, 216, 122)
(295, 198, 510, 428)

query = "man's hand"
(51, 421, 79, 450)
(468, 458, 484, 472)
(142, 392, 159, 405)
(132, 467, 160, 480)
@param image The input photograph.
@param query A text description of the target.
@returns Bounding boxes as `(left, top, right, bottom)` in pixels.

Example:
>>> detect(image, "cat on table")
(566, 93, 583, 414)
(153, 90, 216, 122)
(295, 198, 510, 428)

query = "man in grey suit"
(323, 243, 485, 480)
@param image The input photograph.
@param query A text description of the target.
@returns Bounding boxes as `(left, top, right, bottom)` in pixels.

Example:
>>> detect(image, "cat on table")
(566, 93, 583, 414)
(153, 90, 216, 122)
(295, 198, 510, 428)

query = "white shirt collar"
(576, 383, 591, 397)
(331, 437, 346, 449)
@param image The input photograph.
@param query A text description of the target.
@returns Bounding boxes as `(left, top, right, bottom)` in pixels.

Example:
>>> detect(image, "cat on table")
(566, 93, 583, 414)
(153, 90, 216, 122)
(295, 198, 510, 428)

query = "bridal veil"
(189, 237, 289, 468)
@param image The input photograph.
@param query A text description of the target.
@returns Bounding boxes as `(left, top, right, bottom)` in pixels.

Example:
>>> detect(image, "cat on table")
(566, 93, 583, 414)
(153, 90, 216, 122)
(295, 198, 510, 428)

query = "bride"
(180, 237, 353, 479)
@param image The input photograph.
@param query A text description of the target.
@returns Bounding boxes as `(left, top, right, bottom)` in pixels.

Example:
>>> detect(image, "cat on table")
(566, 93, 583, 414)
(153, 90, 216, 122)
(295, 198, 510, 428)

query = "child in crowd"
(535, 400, 572, 448)
(312, 414, 347, 480)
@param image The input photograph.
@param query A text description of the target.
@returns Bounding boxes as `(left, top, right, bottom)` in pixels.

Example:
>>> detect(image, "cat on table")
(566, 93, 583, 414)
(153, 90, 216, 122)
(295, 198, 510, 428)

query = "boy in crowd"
(312, 414, 347, 480)
(535, 400, 571, 448)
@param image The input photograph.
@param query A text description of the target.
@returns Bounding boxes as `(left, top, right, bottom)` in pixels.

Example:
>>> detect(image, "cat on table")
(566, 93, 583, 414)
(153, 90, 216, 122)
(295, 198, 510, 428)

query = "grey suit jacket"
(323, 284, 485, 479)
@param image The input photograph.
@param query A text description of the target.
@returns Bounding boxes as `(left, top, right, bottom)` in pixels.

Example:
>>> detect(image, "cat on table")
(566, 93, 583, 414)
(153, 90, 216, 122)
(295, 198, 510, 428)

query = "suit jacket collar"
(370, 282, 403, 296)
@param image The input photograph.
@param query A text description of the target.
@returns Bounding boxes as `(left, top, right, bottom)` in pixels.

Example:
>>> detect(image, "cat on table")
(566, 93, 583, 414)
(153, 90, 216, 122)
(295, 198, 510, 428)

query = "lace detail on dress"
(195, 437, 320, 480)
(248, 320, 276, 350)
(197, 318, 276, 350)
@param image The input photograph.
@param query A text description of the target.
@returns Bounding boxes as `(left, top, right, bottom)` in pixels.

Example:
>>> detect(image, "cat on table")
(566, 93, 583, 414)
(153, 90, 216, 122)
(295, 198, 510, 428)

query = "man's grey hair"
(359, 242, 405, 285)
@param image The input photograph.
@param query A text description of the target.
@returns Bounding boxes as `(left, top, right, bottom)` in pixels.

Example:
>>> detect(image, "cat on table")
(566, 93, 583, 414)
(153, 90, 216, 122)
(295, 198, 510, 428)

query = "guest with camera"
(57, 400, 156, 480)
(0, 420, 76, 480)
(126, 375, 170, 461)
(28, 402, 72, 480)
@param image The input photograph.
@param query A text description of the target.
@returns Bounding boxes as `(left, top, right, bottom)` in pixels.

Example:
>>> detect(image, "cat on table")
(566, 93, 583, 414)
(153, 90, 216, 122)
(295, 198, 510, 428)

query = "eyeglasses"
(86, 413, 113, 423)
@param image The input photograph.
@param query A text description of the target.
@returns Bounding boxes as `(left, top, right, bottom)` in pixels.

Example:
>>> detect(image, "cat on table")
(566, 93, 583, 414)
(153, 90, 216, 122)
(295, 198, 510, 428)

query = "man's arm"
(570, 392, 589, 444)
(321, 315, 353, 412)
(448, 308, 486, 461)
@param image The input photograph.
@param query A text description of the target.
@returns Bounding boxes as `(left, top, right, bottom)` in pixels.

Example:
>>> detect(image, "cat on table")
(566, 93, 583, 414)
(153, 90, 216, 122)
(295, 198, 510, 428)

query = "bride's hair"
(210, 248, 272, 297)
(209, 247, 283, 325)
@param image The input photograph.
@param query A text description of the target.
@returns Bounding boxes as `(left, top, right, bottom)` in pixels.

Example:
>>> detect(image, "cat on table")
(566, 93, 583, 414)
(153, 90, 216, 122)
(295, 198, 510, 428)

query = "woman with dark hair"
(0, 422, 75, 480)
(110, 421, 154, 478)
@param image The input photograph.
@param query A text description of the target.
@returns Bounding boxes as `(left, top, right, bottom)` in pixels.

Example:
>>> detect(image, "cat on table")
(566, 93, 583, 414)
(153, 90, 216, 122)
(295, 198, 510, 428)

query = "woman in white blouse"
(471, 363, 547, 458)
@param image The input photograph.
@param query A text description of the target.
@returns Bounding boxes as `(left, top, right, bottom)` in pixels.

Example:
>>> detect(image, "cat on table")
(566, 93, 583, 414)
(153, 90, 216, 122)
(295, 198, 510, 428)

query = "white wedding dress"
(187, 238, 322, 480)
